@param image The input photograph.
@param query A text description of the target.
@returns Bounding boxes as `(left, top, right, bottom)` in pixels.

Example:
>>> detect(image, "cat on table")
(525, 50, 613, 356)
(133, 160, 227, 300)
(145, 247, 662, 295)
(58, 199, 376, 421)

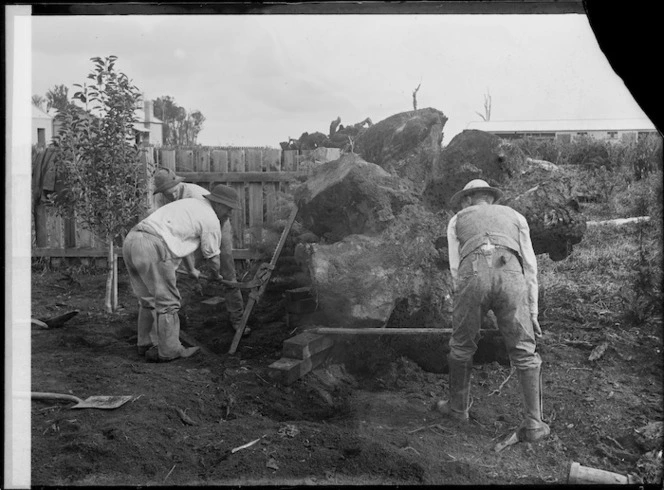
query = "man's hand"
(189, 268, 201, 281)
(531, 314, 542, 339)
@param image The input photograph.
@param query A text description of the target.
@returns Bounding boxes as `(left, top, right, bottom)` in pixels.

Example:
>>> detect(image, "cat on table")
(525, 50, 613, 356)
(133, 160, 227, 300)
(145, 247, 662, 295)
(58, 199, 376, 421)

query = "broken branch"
(231, 436, 263, 454)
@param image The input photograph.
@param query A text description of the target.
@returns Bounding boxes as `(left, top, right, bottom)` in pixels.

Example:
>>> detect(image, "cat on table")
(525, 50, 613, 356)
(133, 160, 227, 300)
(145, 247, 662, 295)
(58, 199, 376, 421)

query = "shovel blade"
(71, 395, 133, 410)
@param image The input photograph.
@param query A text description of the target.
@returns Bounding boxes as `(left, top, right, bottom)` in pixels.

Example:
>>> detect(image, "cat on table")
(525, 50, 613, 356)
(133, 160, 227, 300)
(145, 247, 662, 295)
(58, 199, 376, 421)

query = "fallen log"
(587, 216, 650, 227)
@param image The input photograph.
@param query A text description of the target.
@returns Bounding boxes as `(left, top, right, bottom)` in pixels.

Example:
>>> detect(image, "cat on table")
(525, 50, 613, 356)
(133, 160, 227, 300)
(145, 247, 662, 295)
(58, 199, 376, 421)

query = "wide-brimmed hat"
(153, 167, 185, 194)
(449, 179, 503, 209)
(204, 184, 240, 209)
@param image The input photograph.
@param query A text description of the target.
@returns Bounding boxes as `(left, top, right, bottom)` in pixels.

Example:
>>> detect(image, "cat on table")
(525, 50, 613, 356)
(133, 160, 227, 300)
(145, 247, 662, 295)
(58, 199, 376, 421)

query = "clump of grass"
(538, 224, 661, 325)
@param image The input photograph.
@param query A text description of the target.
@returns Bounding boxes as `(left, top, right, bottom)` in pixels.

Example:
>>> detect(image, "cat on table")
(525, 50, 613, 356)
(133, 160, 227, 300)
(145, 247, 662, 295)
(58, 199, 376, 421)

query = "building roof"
(32, 105, 53, 119)
(465, 118, 657, 133)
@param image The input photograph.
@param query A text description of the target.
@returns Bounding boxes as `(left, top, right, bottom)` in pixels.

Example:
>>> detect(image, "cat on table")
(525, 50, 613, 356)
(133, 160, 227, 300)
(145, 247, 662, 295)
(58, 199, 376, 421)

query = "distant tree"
(51, 55, 148, 312)
(46, 84, 72, 112)
(412, 82, 421, 111)
(154, 96, 205, 146)
(475, 89, 492, 121)
(32, 94, 46, 110)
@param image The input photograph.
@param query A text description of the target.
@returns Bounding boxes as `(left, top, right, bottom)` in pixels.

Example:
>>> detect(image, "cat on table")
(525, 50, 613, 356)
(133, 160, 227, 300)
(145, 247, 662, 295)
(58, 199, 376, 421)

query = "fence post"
(264, 148, 282, 225)
(246, 148, 264, 245)
(229, 149, 246, 248)
(161, 149, 176, 171)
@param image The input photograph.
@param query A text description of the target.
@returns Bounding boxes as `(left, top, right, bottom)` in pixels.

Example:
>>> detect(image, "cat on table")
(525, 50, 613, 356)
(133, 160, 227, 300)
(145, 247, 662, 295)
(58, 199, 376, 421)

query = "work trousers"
(122, 226, 184, 358)
(450, 248, 541, 370)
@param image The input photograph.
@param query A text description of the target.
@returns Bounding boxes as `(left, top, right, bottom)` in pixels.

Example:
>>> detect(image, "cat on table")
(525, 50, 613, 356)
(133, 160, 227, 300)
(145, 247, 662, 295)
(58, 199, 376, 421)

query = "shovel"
(31, 392, 133, 410)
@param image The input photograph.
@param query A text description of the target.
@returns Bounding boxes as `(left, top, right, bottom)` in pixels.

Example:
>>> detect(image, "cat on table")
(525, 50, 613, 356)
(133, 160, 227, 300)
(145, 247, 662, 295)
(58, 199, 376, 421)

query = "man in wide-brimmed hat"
(123, 184, 245, 362)
(151, 167, 248, 337)
(434, 179, 550, 443)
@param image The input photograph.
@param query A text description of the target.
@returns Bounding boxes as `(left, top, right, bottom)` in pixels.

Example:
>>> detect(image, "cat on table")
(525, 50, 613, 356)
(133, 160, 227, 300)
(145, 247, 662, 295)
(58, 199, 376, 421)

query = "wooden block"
(285, 286, 312, 302)
(268, 348, 331, 386)
(286, 297, 318, 314)
(282, 332, 334, 360)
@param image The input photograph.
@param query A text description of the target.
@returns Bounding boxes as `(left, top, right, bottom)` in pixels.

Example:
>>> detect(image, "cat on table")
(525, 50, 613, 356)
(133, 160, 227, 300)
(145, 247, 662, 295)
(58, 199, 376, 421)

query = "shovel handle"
(32, 392, 82, 404)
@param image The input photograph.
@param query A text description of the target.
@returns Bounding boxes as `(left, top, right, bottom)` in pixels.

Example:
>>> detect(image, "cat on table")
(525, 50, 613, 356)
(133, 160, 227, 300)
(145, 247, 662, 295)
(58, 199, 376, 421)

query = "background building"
(465, 118, 658, 143)
(32, 105, 53, 146)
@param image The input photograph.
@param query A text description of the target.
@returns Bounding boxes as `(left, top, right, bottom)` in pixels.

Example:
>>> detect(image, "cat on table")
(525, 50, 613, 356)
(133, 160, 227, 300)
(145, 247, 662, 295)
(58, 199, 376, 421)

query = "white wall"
(32, 116, 53, 145)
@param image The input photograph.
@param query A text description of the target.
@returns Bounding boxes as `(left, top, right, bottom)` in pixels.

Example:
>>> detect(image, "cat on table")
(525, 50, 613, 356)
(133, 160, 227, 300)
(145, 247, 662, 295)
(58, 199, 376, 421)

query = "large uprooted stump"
(423, 129, 586, 260)
(294, 153, 419, 241)
(294, 154, 452, 329)
(354, 108, 448, 191)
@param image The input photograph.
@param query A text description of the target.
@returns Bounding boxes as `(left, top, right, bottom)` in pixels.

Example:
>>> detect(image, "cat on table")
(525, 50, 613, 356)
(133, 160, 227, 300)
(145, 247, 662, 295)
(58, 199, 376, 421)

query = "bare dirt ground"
(30, 217, 663, 486)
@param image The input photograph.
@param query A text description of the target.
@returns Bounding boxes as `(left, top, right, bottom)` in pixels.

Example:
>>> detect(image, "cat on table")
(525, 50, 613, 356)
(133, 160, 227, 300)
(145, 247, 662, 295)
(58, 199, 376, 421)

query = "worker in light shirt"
(122, 185, 241, 362)
(435, 179, 549, 443)
(151, 167, 247, 336)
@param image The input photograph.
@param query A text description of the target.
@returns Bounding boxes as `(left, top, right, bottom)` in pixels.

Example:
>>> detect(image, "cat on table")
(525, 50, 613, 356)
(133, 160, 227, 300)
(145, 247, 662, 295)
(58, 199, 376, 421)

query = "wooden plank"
(33, 247, 258, 260)
(161, 149, 176, 171)
(246, 149, 263, 245)
(228, 149, 246, 248)
(210, 150, 229, 192)
(282, 332, 334, 360)
(281, 150, 298, 195)
(35, 204, 48, 248)
(45, 206, 63, 248)
(32, 248, 107, 258)
(308, 327, 495, 336)
(267, 348, 332, 386)
(178, 171, 304, 183)
(194, 148, 211, 173)
(64, 214, 76, 248)
(75, 220, 95, 248)
(176, 149, 194, 172)
(282, 150, 297, 171)
(264, 149, 281, 225)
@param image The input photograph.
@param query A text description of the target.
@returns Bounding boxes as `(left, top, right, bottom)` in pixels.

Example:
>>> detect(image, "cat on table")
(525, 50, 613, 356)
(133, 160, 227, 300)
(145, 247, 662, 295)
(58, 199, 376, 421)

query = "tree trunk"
(105, 240, 114, 313)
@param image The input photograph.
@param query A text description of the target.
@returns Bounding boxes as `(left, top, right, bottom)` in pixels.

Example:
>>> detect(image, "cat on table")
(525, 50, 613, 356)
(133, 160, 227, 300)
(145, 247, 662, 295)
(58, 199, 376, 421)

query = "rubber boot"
(149, 312, 199, 362)
(517, 366, 551, 442)
(434, 357, 472, 422)
(136, 307, 157, 356)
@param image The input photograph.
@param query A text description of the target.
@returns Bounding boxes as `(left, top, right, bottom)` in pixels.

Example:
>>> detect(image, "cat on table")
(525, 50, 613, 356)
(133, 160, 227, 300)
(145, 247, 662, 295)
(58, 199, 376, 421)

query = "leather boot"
(434, 356, 472, 422)
(517, 366, 551, 442)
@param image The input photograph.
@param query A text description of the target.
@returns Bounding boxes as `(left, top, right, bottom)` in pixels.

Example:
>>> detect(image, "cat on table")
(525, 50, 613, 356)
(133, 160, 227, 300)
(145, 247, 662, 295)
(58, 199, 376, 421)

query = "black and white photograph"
(6, 2, 663, 487)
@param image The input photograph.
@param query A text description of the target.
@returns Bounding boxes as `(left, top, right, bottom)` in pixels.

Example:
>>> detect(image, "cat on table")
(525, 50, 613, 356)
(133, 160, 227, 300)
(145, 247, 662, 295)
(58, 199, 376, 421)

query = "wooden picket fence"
(31, 145, 334, 268)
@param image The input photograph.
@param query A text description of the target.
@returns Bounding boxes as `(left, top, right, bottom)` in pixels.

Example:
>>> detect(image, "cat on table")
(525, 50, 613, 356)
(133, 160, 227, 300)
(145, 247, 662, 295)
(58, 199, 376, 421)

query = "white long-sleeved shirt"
(446, 207, 539, 316)
(144, 198, 222, 259)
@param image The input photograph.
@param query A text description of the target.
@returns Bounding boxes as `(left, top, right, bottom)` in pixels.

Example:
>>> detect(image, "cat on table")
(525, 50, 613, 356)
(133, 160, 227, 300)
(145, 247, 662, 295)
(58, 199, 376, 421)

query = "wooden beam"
(282, 332, 334, 360)
(308, 327, 492, 336)
(268, 348, 332, 386)
(33, 247, 259, 260)
(32, 248, 111, 258)
(178, 171, 306, 183)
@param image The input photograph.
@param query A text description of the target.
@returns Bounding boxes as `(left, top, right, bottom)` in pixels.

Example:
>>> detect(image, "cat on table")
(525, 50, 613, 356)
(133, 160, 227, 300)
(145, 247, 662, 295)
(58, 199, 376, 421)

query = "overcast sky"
(30, 13, 650, 147)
